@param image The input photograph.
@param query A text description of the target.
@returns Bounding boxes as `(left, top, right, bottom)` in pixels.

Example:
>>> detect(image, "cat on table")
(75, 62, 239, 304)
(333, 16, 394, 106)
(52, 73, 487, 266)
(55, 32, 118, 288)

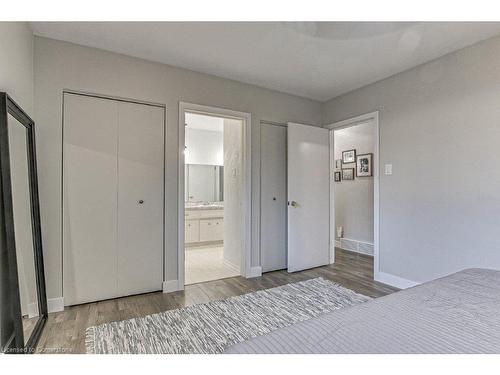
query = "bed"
(225, 268, 500, 354)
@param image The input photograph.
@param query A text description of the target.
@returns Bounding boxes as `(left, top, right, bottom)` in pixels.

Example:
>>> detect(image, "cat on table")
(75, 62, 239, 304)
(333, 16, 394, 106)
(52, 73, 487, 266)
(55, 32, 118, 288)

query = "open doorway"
(183, 112, 243, 284)
(328, 112, 379, 278)
(178, 103, 252, 289)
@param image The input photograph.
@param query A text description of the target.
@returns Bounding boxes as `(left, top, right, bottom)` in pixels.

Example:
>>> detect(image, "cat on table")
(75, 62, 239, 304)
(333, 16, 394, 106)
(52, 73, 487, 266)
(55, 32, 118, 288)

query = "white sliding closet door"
(117, 102, 164, 295)
(63, 94, 119, 305)
(63, 93, 164, 306)
(260, 123, 287, 272)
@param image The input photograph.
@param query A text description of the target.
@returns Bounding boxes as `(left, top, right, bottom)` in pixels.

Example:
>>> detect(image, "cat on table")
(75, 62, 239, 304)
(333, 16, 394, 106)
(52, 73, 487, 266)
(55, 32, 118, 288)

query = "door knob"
(290, 200, 298, 207)
(138, 200, 144, 204)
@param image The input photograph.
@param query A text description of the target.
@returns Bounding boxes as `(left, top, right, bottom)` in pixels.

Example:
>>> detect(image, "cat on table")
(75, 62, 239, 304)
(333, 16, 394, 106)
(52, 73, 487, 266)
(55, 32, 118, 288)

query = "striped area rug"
(86, 277, 370, 354)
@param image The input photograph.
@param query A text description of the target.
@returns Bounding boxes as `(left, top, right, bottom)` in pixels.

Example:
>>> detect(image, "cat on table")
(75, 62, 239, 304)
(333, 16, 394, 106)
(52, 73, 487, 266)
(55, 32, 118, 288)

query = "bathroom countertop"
(185, 203, 224, 211)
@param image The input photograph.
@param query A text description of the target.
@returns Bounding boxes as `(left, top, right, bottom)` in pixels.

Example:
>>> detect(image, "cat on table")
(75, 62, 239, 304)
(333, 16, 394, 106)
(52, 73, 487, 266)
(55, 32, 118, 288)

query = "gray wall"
(334, 122, 374, 246)
(323, 34, 500, 284)
(0, 22, 34, 350)
(33, 36, 323, 301)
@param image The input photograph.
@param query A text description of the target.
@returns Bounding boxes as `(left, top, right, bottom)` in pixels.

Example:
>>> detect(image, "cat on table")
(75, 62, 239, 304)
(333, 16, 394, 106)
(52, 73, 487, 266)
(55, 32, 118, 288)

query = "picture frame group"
(334, 150, 373, 182)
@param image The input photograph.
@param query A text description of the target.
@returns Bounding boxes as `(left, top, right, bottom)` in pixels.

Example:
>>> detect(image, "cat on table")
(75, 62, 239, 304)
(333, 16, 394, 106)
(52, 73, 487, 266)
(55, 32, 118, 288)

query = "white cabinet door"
(199, 219, 224, 242)
(199, 219, 213, 242)
(63, 94, 119, 305)
(185, 220, 200, 243)
(213, 218, 224, 241)
(287, 123, 330, 272)
(260, 123, 287, 272)
(117, 101, 164, 296)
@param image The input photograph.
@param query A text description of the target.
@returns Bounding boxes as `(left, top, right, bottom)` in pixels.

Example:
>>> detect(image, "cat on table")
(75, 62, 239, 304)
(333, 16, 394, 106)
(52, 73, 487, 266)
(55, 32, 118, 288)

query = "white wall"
(323, 34, 500, 285)
(334, 122, 374, 247)
(185, 128, 223, 166)
(34, 36, 323, 300)
(0, 22, 34, 350)
(223, 119, 243, 269)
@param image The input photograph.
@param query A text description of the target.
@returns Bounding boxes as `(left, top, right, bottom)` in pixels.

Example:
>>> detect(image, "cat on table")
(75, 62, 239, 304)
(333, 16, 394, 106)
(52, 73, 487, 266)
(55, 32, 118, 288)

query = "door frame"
(178, 102, 252, 290)
(325, 111, 380, 279)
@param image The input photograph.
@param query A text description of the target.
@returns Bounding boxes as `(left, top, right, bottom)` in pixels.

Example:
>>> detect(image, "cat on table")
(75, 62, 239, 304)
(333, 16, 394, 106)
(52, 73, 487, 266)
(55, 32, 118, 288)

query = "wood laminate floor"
(36, 248, 397, 354)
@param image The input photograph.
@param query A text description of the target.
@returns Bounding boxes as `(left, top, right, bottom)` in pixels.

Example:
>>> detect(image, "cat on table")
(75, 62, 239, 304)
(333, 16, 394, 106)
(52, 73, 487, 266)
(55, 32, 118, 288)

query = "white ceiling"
(185, 113, 223, 132)
(30, 22, 500, 101)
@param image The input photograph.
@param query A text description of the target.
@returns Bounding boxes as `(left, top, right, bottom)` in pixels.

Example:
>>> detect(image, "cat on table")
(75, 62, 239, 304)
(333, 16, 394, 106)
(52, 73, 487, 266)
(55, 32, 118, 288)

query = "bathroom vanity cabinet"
(185, 207, 224, 244)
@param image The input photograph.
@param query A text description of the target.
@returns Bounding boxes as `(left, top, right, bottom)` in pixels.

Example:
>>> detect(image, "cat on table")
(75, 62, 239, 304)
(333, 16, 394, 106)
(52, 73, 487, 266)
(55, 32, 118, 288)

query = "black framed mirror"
(0, 92, 47, 353)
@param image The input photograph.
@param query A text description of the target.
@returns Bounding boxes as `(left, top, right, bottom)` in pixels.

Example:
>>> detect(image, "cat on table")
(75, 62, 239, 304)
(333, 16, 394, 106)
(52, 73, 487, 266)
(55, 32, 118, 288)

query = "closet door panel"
(117, 102, 164, 295)
(260, 124, 287, 272)
(63, 94, 119, 305)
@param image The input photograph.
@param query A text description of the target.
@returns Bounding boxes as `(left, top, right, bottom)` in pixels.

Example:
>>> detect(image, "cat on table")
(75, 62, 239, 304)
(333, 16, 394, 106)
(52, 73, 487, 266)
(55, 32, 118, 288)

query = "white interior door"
(116, 102, 164, 295)
(287, 122, 330, 272)
(260, 123, 287, 272)
(63, 94, 119, 305)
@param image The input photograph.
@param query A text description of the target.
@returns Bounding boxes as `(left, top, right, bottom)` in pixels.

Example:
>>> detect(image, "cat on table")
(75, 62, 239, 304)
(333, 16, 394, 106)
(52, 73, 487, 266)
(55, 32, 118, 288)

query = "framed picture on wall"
(356, 153, 373, 177)
(335, 159, 342, 169)
(342, 149, 356, 164)
(342, 168, 355, 180)
(334, 171, 341, 182)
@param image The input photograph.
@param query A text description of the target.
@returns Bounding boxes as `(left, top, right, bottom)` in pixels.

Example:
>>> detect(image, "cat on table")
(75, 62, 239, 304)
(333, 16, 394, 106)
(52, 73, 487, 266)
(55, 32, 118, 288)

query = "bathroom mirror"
(1, 93, 47, 353)
(185, 164, 224, 203)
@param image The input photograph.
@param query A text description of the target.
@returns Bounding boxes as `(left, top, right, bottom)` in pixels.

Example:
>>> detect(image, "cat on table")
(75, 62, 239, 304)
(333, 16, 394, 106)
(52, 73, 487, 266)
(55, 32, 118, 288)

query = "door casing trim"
(325, 111, 379, 278)
(177, 102, 253, 291)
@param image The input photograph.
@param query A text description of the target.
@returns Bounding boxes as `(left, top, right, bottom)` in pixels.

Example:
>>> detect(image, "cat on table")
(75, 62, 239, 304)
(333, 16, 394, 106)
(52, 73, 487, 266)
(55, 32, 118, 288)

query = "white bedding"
(226, 268, 500, 354)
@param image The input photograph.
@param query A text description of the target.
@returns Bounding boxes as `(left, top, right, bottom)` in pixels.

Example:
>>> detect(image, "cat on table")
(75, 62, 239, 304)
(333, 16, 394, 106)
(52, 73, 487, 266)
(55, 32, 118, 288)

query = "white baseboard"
(375, 271, 420, 289)
(162, 280, 180, 294)
(48, 297, 64, 313)
(247, 266, 262, 278)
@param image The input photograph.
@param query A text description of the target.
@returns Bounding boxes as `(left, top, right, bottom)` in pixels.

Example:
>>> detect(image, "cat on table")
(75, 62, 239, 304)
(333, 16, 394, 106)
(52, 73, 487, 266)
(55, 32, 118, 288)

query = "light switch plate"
(384, 164, 393, 175)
